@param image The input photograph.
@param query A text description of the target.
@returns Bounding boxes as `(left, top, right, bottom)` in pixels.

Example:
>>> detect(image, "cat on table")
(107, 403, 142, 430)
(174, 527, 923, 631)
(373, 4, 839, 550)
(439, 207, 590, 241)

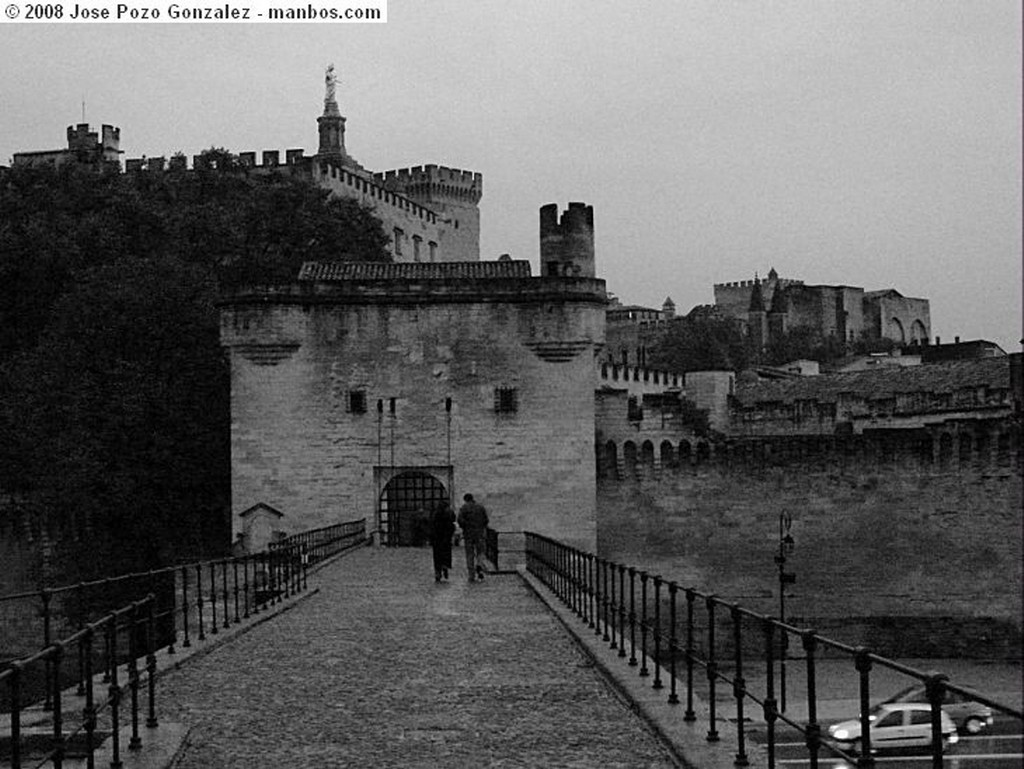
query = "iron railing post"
(600, 558, 609, 641)
(855, 647, 874, 768)
(652, 577, 663, 690)
(83, 629, 97, 767)
(802, 630, 820, 769)
(627, 567, 638, 667)
(233, 559, 240, 624)
(42, 588, 52, 711)
(684, 588, 696, 722)
(181, 566, 191, 648)
(51, 643, 65, 768)
(589, 552, 598, 630)
(617, 565, 627, 659)
(925, 672, 949, 769)
(667, 582, 679, 704)
(146, 596, 159, 729)
(108, 615, 123, 769)
(195, 564, 206, 641)
(605, 558, 613, 646)
(221, 560, 230, 629)
(731, 605, 749, 766)
(209, 561, 218, 634)
(10, 661, 22, 769)
(128, 603, 141, 751)
(639, 572, 650, 677)
(764, 618, 777, 767)
(242, 556, 251, 619)
(706, 597, 720, 742)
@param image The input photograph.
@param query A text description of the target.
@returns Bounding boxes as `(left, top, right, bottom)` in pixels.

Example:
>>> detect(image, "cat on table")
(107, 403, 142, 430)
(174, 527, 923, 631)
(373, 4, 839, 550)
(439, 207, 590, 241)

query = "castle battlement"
(67, 123, 121, 152)
(316, 161, 439, 225)
(598, 361, 683, 390)
(373, 165, 483, 204)
(713, 277, 804, 290)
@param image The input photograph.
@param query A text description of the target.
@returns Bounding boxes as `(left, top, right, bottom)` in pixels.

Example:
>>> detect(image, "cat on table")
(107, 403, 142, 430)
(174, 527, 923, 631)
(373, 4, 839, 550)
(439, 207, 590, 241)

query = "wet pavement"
(158, 548, 682, 768)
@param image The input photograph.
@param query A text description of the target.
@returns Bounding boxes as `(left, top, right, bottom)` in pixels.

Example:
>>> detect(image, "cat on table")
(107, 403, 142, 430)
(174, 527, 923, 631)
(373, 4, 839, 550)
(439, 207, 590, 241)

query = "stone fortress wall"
(594, 353, 1022, 656)
(596, 418, 1022, 656)
(221, 204, 607, 553)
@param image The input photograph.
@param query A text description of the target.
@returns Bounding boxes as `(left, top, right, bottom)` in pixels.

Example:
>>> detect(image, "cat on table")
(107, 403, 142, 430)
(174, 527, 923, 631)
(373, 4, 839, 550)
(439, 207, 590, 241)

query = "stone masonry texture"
(159, 548, 679, 768)
(596, 454, 1023, 657)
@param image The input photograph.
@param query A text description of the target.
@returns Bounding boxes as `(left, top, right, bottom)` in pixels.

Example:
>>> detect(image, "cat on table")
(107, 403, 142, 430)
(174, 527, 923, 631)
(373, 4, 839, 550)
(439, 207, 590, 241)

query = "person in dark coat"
(457, 493, 489, 583)
(429, 502, 457, 582)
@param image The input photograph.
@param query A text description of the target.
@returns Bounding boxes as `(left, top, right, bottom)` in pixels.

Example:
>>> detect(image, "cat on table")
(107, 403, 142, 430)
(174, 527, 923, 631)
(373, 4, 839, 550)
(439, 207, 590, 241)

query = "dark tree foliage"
(0, 154, 389, 576)
(763, 325, 848, 366)
(648, 315, 752, 373)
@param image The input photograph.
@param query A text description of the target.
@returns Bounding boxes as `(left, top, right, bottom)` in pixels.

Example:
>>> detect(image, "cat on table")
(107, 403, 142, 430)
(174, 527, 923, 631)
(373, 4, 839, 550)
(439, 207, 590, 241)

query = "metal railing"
(525, 532, 1023, 769)
(0, 519, 367, 730)
(269, 518, 367, 567)
(1, 595, 158, 769)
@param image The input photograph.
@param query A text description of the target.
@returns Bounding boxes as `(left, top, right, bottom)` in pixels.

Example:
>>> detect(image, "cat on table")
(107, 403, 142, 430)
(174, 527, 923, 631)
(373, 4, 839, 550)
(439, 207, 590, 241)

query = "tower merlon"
(540, 202, 596, 278)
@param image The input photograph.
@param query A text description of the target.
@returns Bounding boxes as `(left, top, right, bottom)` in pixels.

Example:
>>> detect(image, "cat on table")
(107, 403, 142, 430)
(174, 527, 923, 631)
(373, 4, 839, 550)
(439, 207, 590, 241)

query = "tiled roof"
(298, 260, 532, 281)
(734, 357, 1010, 405)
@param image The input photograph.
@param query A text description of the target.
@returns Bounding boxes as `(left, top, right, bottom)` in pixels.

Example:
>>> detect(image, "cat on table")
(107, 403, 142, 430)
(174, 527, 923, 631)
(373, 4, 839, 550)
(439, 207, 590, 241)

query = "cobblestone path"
(159, 548, 679, 768)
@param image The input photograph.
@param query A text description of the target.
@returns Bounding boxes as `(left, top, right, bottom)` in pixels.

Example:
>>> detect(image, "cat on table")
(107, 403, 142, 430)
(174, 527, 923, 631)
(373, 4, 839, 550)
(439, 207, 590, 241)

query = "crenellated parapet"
(597, 418, 1021, 483)
(597, 361, 683, 392)
(713, 277, 804, 290)
(314, 161, 440, 225)
(373, 165, 483, 205)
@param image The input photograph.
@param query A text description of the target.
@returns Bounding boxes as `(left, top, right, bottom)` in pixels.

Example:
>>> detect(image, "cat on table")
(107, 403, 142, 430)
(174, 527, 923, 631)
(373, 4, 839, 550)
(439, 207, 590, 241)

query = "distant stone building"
(12, 123, 122, 169)
(715, 267, 930, 349)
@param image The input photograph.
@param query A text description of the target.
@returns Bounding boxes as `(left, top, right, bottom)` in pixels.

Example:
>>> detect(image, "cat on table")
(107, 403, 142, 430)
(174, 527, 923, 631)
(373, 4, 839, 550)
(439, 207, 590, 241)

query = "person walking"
(429, 501, 456, 582)
(457, 493, 489, 582)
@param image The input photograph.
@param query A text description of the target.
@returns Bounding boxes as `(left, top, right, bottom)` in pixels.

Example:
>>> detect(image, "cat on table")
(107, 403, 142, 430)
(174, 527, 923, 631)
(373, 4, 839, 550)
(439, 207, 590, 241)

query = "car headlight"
(948, 733, 959, 744)
(832, 729, 850, 740)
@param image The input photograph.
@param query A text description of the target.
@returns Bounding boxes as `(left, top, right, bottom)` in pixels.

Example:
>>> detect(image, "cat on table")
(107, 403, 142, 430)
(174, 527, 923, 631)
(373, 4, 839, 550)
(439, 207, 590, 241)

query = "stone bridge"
(4, 543, 1022, 769)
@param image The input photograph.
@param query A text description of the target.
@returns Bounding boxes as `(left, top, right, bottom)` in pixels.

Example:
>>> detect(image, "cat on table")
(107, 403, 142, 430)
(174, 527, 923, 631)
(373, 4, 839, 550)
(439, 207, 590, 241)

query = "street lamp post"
(774, 512, 796, 713)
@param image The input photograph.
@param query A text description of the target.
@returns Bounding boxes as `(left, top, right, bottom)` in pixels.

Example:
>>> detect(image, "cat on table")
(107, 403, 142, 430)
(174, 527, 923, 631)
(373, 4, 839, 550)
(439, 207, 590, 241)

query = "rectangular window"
(348, 390, 367, 414)
(627, 396, 643, 422)
(494, 387, 518, 414)
(428, 241, 437, 262)
(413, 235, 422, 262)
(393, 228, 403, 257)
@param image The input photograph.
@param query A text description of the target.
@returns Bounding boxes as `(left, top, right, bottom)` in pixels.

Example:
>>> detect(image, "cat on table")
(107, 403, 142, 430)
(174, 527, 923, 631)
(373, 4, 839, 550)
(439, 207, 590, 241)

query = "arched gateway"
(379, 471, 450, 547)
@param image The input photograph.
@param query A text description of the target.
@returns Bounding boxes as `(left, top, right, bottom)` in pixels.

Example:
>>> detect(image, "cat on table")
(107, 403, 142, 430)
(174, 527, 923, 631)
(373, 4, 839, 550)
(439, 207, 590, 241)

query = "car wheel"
(963, 716, 985, 735)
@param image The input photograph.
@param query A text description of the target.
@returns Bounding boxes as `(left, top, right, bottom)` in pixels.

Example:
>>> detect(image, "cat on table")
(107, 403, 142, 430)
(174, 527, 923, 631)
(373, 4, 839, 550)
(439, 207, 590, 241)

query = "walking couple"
(429, 493, 489, 583)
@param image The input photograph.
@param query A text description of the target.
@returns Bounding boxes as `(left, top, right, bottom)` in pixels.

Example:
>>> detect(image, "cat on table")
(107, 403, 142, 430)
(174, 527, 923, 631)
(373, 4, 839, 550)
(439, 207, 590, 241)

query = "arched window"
(889, 317, 906, 344)
(641, 440, 655, 468)
(679, 440, 692, 465)
(660, 440, 677, 469)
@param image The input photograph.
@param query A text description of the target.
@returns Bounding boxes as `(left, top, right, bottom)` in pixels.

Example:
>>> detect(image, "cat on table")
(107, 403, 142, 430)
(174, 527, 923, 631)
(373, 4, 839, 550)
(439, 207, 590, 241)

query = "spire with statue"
(318, 63, 346, 157)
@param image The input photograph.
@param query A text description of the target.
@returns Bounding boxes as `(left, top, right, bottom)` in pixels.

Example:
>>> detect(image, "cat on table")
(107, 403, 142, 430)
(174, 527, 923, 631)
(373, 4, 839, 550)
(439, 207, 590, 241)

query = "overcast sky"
(2, 1, 1020, 350)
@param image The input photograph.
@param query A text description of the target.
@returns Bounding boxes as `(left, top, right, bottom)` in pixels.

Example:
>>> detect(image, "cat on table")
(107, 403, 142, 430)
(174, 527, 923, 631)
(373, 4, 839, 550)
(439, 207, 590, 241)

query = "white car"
(827, 702, 960, 755)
